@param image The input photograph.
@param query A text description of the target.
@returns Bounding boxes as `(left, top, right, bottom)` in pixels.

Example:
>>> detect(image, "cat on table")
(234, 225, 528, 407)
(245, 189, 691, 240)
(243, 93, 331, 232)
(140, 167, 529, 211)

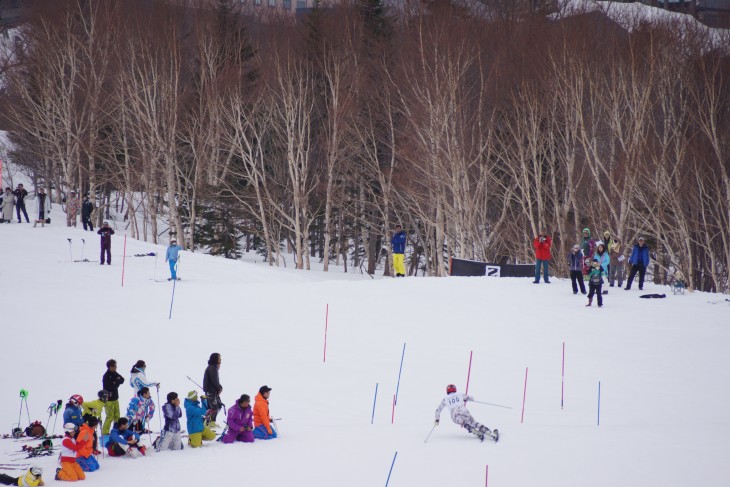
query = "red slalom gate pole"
(561, 342, 565, 409)
(391, 395, 395, 424)
(521, 367, 528, 423)
(121, 235, 127, 287)
(323, 303, 329, 363)
(465, 350, 473, 395)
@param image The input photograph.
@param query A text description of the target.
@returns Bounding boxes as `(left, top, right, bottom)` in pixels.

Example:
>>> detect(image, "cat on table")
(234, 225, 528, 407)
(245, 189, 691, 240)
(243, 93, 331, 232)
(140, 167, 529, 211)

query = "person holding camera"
(533, 230, 552, 284)
(608, 237, 626, 288)
(625, 236, 650, 291)
(568, 245, 586, 295)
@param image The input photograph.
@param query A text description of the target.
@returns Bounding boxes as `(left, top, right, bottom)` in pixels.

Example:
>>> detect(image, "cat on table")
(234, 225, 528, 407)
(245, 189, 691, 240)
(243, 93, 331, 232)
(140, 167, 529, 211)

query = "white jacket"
(435, 392, 475, 425)
(34, 193, 51, 218)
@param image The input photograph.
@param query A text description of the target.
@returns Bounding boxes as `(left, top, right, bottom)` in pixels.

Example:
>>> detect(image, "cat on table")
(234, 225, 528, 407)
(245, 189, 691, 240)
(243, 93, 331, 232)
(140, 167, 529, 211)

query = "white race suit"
(435, 392, 489, 436)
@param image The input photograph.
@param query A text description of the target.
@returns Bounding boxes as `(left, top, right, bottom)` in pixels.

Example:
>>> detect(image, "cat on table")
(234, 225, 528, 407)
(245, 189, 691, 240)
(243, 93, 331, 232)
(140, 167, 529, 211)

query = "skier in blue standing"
(166, 238, 183, 281)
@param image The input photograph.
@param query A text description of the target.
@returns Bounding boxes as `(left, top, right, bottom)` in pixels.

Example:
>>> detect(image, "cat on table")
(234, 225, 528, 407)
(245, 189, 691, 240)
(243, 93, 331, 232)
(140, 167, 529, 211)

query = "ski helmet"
(98, 390, 111, 402)
(30, 466, 42, 477)
(446, 384, 457, 394)
(69, 394, 84, 405)
(63, 423, 76, 433)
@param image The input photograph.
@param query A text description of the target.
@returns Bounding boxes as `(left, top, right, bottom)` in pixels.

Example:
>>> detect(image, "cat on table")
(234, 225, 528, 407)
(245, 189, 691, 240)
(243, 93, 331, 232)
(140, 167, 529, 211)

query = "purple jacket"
(227, 404, 253, 433)
(222, 404, 254, 444)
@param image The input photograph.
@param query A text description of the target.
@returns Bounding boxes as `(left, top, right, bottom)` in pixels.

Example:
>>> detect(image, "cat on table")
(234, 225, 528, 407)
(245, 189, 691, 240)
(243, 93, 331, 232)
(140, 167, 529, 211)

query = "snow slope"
(1, 223, 729, 486)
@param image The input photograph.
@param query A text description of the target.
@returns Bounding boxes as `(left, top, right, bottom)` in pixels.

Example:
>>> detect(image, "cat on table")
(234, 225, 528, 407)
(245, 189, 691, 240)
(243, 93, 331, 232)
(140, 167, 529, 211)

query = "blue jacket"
(184, 398, 207, 434)
(593, 251, 610, 274)
(391, 231, 406, 254)
(105, 427, 139, 447)
(568, 251, 584, 272)
(629, 244, 650, 267)
(63, 404, 84, 428)
(166, 245, 182, 262)
(163, 403, 182, 433)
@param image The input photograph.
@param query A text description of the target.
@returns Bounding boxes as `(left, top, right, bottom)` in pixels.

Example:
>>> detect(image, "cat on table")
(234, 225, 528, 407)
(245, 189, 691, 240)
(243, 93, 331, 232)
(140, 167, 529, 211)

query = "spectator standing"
(13, 184, 29, 223)
(586, 261, 605, 308)
(625, 236, 650, 291)
(391, 225, 407, 277)
(97, 222, 114, 265)
(203, 353, 223, 425)
(580, 228, 595, 275)
(102, 359, 125, 435)
(568, 244, 586, 295)
(2, 187, 14, 223)
(608, 237, 626, 288)
(66, 191, 80, 227)
(33, 188, 51, 227)
(81, 194, 94, 231)
(532, 230, 551, 284)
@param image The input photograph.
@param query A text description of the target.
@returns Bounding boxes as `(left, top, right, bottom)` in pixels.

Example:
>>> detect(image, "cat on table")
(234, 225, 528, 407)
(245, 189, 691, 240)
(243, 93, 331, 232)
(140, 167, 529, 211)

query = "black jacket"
(102, 370, 125, 401)
(81, 198, 93, 218)
(203, 364, 222, 395)
(13, 188, 27, 203)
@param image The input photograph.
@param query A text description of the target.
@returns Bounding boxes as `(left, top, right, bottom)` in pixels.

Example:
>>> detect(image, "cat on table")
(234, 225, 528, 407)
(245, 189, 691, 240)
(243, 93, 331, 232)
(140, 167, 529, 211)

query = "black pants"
(0, 473, 19, 486)
(100, 242, 111, 264)
(206, 392, 221, 422)
(82, 215, 94, 231)
(626, 264, 646, 290)
(570, 270, 586, 294)
(16, 201, 29, 222)
(588, 283, 603, 305)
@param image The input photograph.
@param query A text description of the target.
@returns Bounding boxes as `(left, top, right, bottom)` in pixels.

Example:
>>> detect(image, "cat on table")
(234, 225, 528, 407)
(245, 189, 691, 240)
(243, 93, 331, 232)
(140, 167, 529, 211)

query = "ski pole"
(16, 393, 25, 436)
(168, 257, 179, 319)
(186, 376, 204, 390)
(424, 423, 437, 443)
(22, 391, 31, 425)
(51, 400, 62, 435)
(156, 388, 162, 438)
(81, 239, 85, 262)
(469, 400, 513, 409)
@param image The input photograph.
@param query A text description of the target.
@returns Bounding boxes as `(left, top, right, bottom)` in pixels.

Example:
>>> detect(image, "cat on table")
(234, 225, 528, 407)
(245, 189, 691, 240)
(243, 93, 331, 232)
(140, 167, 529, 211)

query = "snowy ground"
(1, 222, 729, 486)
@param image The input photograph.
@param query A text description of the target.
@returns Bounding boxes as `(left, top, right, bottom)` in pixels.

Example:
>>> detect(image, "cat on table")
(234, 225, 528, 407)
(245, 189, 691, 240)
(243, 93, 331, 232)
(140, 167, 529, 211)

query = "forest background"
(1, 0, 728, 292)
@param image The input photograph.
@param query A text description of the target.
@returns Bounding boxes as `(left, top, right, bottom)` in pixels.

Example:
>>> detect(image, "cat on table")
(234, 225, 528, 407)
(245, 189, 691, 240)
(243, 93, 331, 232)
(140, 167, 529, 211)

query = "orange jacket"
(253, 393, 271, 434)
(76, 424, 95, 458)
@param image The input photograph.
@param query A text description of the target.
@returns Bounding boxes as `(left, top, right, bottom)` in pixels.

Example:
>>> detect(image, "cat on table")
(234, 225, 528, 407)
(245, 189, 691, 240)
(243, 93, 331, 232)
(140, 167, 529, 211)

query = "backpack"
(25, 421, 46, 438)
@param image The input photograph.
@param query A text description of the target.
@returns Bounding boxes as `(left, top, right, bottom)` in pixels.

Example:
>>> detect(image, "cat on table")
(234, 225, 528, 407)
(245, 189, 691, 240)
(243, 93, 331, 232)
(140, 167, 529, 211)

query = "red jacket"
(533, 235, 552, 260)
(60, 434, 82, 463)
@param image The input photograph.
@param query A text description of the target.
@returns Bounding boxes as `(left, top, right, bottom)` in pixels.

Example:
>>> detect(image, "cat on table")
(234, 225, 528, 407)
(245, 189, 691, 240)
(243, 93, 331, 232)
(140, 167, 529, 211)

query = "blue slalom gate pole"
(395, 343, 406, 405)
(371, 383, 379, 424)
(385, 451, 398, 486)
(597, 381, 601, 426)
(168, 259, 180, 320)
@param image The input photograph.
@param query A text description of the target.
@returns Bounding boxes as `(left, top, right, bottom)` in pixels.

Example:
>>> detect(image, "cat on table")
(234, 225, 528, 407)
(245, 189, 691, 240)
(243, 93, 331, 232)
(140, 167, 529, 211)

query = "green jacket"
(82, 399, 106, 419)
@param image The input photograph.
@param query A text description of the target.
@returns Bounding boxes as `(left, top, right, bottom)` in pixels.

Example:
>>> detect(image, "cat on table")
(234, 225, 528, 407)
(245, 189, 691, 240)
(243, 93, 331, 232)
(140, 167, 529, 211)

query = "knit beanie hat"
(187, 390, 198, 401)
(583, 228, 591, 236)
